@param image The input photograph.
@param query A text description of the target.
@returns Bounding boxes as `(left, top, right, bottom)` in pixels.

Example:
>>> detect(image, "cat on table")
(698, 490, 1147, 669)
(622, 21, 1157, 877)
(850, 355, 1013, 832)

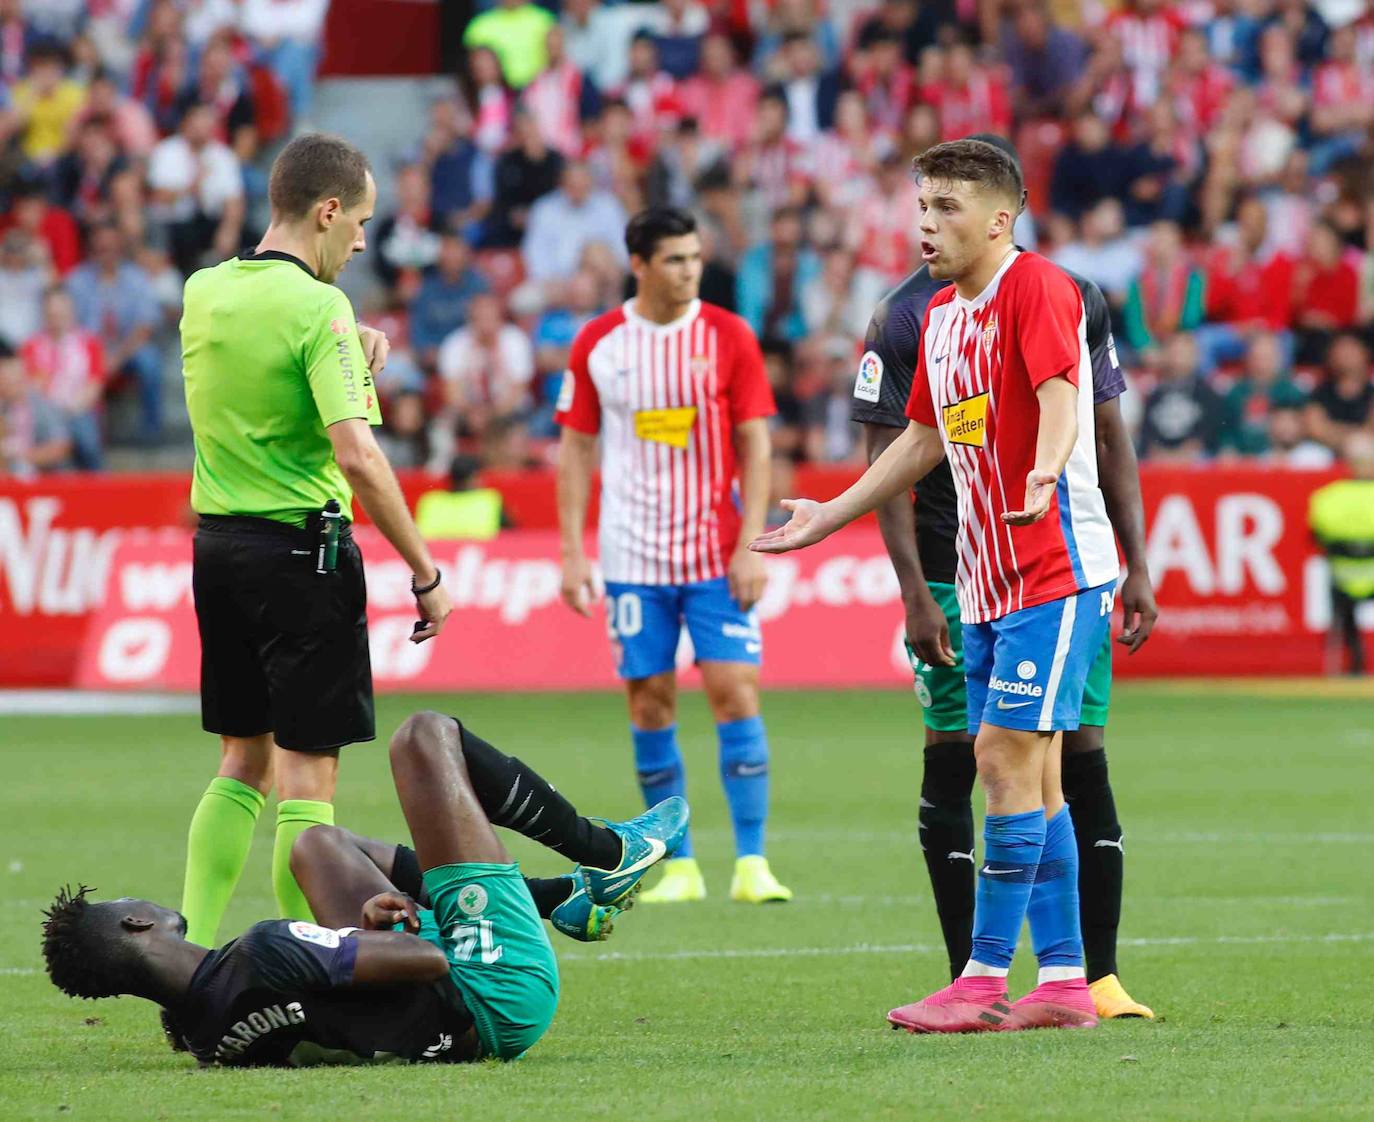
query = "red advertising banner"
(2, 466, 1360, 688)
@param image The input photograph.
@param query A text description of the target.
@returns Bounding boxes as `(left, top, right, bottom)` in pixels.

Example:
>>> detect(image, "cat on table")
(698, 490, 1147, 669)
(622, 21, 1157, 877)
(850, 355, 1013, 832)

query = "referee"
(178, 133, 453, 951)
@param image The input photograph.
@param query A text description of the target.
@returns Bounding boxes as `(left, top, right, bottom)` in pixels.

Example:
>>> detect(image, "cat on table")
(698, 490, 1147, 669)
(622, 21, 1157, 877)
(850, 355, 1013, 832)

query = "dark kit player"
(43, 713, 688, 1065)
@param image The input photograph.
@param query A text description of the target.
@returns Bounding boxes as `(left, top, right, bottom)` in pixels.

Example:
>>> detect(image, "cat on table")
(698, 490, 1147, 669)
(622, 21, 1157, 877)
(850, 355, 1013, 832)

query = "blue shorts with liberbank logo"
(603, 577, 761, 680)
(963, 580, 1116, 734)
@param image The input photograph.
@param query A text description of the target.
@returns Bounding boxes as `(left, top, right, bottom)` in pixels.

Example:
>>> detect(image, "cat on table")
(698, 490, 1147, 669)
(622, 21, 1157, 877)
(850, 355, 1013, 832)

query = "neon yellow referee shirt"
(181, 252, 382, 527)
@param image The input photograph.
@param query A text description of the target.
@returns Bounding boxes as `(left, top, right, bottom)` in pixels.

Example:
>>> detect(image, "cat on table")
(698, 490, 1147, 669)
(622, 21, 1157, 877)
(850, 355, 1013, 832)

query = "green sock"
(182, 777, 266, 947)
(273, 799, 334, 922)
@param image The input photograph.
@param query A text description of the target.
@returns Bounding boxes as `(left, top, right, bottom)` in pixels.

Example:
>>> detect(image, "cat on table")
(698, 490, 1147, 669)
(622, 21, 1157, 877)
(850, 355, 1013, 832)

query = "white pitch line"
(558, 931, 1374, 966)
(0, 691, 199, 716)
(4, 931, 1371, 977)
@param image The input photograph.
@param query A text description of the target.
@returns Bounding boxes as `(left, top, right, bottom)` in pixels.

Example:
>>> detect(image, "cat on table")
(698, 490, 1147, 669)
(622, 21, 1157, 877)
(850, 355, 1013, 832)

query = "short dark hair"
(912, 139, 1025, 210)
(41, 886, 136, 1000)
(268, 132, 372, 220)
(625, 206, 697, 261)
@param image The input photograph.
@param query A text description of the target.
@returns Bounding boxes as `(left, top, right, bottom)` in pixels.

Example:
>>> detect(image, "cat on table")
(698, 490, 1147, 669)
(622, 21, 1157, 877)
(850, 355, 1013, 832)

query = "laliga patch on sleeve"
(288, 922, 342, 948)
(556, 370, 575, 413)
(853, 351, 883, 403)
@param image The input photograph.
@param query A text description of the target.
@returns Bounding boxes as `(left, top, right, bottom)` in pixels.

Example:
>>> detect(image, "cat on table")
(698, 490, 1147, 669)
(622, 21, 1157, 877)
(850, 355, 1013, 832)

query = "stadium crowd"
(3, 0, 1374, 480)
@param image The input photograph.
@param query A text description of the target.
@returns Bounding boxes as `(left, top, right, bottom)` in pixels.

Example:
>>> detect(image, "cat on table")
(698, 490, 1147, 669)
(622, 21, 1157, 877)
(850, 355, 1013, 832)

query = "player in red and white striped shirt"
(555, 206, 791, 906)
(753, 141, 1120, 1034)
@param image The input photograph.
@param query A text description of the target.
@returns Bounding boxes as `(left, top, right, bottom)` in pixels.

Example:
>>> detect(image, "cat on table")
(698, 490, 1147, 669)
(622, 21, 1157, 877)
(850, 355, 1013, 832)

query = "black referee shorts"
(192, 514, 375, 752)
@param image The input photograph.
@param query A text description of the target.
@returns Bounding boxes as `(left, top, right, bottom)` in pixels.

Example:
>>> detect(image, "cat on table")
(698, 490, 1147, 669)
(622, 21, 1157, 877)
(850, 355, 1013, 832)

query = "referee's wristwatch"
(411, 568, 442, 596)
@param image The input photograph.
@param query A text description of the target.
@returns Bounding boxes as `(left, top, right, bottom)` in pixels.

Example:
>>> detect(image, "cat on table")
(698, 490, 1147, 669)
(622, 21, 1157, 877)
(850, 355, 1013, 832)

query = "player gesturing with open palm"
(753, 140, 1123, 1035)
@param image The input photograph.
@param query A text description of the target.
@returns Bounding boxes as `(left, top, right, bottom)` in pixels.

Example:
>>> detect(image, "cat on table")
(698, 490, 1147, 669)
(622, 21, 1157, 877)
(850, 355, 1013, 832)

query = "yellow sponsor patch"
(942, 392, 989, 448)
(634, 406, 698, 448)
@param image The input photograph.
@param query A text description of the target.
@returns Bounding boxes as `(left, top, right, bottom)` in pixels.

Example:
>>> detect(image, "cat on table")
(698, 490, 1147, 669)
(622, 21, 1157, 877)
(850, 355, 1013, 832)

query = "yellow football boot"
(1089, 974, 1155, 1019)
(638, 857, 707, 903)
(729, 856, 793, 903)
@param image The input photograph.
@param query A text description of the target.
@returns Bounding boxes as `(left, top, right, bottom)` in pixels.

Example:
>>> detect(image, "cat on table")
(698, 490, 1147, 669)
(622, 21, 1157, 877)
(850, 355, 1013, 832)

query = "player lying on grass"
(42, 712, 688, 1065)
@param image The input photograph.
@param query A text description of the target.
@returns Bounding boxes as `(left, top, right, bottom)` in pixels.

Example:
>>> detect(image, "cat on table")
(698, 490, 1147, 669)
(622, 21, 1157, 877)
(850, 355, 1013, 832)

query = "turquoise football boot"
(584, 796, 690, 908)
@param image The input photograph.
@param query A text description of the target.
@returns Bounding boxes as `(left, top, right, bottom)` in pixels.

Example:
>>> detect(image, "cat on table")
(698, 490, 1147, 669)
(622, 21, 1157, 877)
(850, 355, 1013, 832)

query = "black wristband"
(411, 568, 442, 596)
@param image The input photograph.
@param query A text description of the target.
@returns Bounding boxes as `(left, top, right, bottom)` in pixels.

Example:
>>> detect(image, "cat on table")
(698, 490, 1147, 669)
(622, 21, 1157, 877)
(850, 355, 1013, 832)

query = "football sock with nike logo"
(1025, 805, 1086, 980)
(919, 741, 978, 981)
(460, 725, 623, 871)
(1063, 747, 1123, 982)
(964, 808, 1046, 974)
(632, 724, 693, 858)
(718, 716, 769, 858)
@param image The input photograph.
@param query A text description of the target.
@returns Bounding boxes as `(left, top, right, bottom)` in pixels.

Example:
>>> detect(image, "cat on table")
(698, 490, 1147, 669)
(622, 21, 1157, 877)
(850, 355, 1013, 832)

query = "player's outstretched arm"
(750, 421, 944, 554)
(1094, 396, 1158, 652)
(557, 427, 600, 616)
(1003, 376, 1078, 526)
(863, 422, 955, 667)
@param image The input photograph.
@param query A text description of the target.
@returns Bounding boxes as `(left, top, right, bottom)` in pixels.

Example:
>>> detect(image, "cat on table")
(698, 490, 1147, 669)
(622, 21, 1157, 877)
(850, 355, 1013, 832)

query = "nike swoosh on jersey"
(996, 698, 1035, 710)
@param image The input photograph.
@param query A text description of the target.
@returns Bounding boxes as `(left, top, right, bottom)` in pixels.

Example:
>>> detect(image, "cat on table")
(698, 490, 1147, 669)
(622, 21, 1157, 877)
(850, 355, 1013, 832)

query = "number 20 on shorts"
(605, 591, 643, 639)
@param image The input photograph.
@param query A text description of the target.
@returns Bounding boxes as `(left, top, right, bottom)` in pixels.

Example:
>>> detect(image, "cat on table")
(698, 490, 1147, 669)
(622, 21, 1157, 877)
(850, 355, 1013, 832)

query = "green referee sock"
(273, 799, 334, 922)
(182, 777, 266, 947)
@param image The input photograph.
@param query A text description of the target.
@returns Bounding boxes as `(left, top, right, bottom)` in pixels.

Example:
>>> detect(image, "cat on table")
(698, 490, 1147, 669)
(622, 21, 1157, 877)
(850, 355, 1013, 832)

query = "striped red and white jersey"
(905, 251, 1118, 625)
(556, 299, 775, 585)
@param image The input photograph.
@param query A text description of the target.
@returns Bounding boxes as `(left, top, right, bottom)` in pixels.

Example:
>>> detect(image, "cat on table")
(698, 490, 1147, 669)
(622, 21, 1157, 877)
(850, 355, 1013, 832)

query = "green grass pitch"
(2, 684, 1372, 1122)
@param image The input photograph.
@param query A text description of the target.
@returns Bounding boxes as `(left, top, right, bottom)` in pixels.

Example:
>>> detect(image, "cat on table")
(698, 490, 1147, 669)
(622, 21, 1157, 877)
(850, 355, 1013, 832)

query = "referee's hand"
(411, 581, 453, 643)
(357, 323, 391, 375)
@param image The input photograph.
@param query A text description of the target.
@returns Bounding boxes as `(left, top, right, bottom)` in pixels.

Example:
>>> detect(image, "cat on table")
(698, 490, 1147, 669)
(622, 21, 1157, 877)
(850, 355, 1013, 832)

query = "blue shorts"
(603, 577, 761, 680)
(964, 581, 1116, 734)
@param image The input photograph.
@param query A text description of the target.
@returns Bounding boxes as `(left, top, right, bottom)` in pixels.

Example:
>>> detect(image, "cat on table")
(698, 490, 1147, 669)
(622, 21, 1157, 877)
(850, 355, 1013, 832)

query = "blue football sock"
(1026, 805, 1085, 972)
(718, 715, 769, 858)
(632, 724, 692, 859)
(965, 808, 1046, 974)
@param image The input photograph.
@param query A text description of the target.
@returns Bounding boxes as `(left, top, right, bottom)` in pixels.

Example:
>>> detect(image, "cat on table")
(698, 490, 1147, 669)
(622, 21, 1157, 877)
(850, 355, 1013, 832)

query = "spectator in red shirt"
(733, 89, 811, 212)
(0, 179, 81, 276)
(1197, 192, 1296, 371)
(677, 33, 759, 150)
(1291, 221, 1361, 364)
(1309, 24, 1374, 175)
(922, 42, 1011, 143)
(175, 31, 255, 145)
(848, 30, 917, 139)
(1107, 0, 1187, 108)
(21, 286, 105, 469)
(615, 32, 682, 151)
(73, 71, 159, 158)
(521, 25, 600, 157)
(1167, 26, 1234, 143)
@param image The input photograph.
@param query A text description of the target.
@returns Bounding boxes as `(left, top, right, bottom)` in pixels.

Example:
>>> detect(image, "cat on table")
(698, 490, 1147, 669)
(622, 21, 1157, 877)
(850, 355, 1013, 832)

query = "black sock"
(1063, 748, 1123, 983)
(919, 741, 977, 981)
(390, 844, 430, 906)
(394, 845, 571, 920)
(523, 876, 575, 918)
(458, 723, 623, 870)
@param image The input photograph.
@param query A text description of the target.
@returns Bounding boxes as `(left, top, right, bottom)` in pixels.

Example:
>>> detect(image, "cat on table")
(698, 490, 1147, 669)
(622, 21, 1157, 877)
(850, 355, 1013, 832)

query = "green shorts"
(906, 582, 1113, 731)
(904, 582, 968, 733)
(418, 862, 559, 1061)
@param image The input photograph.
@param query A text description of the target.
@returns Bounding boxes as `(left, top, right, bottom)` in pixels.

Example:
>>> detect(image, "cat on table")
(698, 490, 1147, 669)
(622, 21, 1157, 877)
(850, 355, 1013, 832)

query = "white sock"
(1038, 965, 1086, 984)
(961, 960, 1010, 979)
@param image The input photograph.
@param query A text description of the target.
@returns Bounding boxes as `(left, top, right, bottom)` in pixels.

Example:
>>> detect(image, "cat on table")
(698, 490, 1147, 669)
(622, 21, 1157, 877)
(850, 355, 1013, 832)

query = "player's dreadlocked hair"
(42, 885, 132, 999)
(912, 139, 1025, 212)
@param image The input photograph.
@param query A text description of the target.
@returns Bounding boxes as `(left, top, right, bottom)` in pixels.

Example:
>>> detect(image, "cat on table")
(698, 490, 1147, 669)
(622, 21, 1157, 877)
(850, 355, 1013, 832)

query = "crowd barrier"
(0, 466, 1353, 688)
